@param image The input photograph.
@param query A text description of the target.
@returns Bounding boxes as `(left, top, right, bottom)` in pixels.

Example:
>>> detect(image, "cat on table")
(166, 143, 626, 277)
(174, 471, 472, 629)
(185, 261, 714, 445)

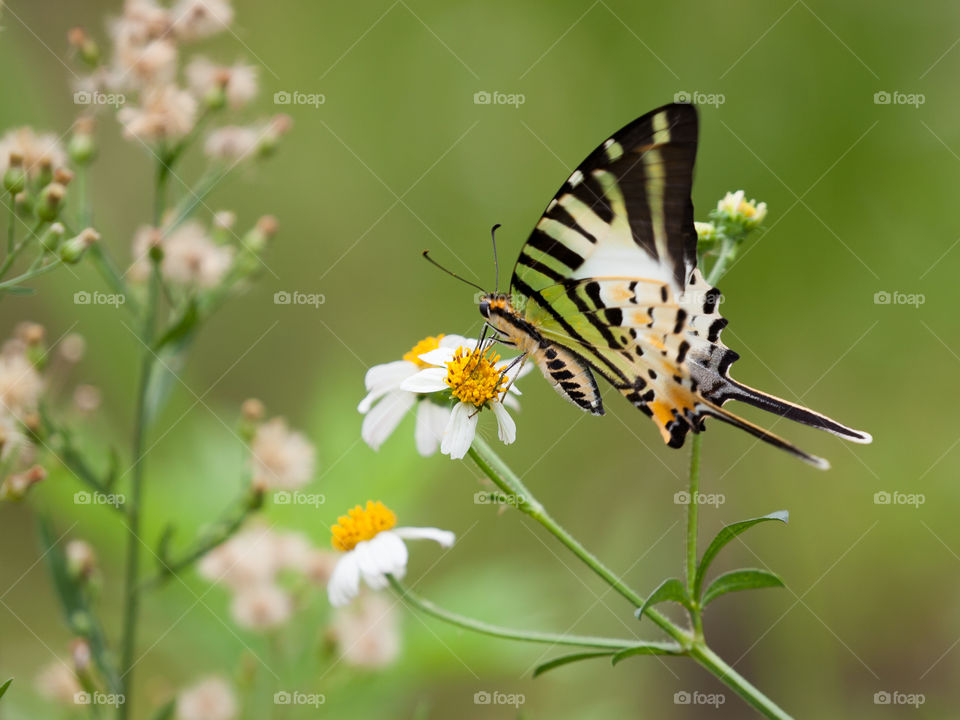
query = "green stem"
(686, 434, 704, 638)
(6, 195, 14, 254)
(467, 436, 791, 719)
(387, 576, 670, 652)
(118, 238, 163, 720)
(0, 219, 42, 278)
(139, 488, 263, 590)
(0, 258, 61, 290)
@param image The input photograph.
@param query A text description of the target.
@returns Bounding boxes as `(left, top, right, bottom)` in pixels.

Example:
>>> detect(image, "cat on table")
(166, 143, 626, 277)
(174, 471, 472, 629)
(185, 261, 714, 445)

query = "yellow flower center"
(331, 500, 397, 552)
(444, 346, 508, 408)
(739, 201, 757, 218)
(403, 334, 445, 368)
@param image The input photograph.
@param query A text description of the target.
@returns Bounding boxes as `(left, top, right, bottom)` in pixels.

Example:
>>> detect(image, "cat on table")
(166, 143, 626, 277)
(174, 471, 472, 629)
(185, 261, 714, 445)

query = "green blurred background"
(1, 0, 958, 717)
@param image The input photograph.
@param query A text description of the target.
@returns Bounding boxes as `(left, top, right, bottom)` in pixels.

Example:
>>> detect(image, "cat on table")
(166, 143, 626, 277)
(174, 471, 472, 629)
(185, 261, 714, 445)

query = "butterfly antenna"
(422, 250, 485, 293)
(490, 223, 502, 293)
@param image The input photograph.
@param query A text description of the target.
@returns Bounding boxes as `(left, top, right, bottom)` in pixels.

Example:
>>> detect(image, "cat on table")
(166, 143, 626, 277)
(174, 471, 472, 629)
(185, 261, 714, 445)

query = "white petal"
(441, 403, 478, 460)
(327, 553, 360, 607)
(439, 335, 473, 349)
(393, 526, 456, 548)
(416, 347, 455, 367)
(352, 540, 389, 590)
(415, 400, 451, 456)
(492, 401, 516, 444)
(502, 393, 520, 411)
(361, 390, 415, 451)
(368, 531, 408, 577)
(399, 368, 448, 394)
(358, 362, 416, 412)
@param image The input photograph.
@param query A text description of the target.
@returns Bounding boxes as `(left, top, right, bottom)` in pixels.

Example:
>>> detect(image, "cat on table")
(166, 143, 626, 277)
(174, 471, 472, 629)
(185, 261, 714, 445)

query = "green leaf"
(611, 642, 684, 666)
(634, 577, 690, 622)
(695, 511, 788, 599)
(0, 678, 12, 701)
(153, 298, 199, 351)
(533, 651, 614, 677)
(702, 568, 784, 606)
(151, 698, 176, 720)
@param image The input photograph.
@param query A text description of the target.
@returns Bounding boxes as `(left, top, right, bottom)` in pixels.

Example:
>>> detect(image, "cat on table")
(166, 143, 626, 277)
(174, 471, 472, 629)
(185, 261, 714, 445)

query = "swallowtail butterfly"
(472, 103, 871, 468)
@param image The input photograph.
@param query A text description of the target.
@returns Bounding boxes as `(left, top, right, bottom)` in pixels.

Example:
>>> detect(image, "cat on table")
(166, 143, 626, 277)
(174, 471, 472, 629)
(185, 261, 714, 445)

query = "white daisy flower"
(715, 190, 767, 229)
(399, 342, 529, 460)
(176, 676, 238, 720)
(358, 334, 470, 455)
(327, 501, 454, 607)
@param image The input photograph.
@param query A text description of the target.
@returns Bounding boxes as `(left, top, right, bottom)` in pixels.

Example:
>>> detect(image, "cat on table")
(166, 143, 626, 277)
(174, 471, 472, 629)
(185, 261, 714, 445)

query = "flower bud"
(40, 222, 66, 252)
(53, 168, 74, 186)
(70, 638, 92, 673)
(243, 215, 277, 253)
(35, 182, 67, 222)
(35, 158, 54, 189)
(67, 27, 100, 67)
(66, 540, 98, 582)
(3, 152, 26, 194)
(0, 465, 46, 501)
(257, 114, 292, 158)
(242, 398, 265, 422)
(59, 228, 99, 264)
(69, 117, 97, 166)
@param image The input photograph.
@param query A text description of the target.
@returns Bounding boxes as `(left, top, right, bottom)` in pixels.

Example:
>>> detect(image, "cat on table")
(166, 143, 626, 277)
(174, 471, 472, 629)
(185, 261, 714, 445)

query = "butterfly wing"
(510, 103, 870, 468)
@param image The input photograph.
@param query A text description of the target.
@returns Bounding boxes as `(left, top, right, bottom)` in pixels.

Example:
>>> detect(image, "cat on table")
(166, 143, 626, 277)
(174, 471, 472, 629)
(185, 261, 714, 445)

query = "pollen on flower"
(444, 346, 508, 408)
(402, 334, 445, 368)
(331, 500, 397, 551)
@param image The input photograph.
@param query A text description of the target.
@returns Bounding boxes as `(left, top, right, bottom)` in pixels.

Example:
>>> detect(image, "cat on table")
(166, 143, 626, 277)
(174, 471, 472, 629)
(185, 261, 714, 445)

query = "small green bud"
(35, 182, 66, 221)
(242, 215, 278, 253)
(59, 228, 99, 264)
(3, 152, 26, 194)
(40, 222, 66, 252)
(69, 118, 97, 165)
(68, 27, 100, 67)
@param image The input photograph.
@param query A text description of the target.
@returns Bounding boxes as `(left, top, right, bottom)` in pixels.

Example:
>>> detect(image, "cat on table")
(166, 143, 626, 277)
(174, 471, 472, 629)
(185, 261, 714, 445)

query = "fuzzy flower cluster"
(359, 334, 529, 460)
(69, 0, 292, 158)
(198, 524, 336, 631)
(245, 411, 317, 492)
(711, 190, 767, 231)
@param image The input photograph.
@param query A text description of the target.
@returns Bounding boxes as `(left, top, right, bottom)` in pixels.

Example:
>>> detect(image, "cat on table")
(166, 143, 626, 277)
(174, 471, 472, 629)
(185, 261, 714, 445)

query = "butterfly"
(468, 102, 871, 469)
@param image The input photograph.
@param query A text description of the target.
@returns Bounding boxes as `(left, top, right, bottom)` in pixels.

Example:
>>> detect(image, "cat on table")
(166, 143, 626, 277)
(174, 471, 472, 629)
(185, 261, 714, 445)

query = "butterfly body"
(477, 103, 871, 468)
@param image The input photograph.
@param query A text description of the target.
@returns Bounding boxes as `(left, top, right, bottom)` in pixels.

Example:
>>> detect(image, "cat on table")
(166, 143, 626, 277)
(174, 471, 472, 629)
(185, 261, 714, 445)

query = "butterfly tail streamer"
(717, 377, 873, 444)
(698, 399, 832, 470)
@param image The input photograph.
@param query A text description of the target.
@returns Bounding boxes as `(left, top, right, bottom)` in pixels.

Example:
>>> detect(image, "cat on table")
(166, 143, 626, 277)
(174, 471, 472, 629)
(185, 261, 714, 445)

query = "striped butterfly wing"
(510, 103, 871, 468)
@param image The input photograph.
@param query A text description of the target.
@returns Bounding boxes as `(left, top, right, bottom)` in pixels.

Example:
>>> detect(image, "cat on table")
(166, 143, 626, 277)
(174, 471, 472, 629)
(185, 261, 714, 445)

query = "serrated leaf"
(611, 642, 684, 666)
(533, 651, 613, 677)
(0, 678, 12, 701)
(695, 511, 788, 599)
(702, 568, 785, 607)
(634, 577, 690, 622)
